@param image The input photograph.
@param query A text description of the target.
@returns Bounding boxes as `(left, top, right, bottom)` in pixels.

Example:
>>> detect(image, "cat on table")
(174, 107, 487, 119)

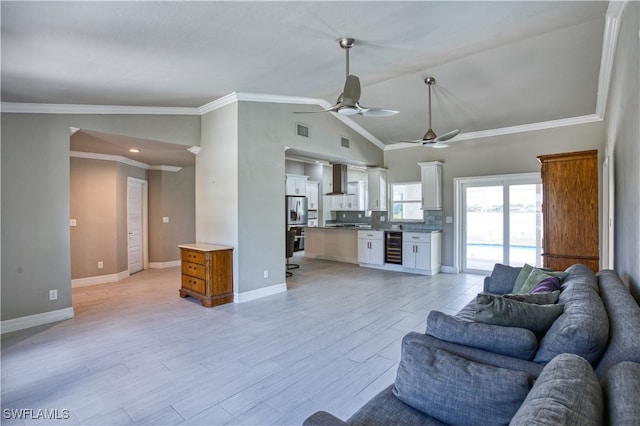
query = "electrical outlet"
(69, 219, 77, 227)
(98, 261, 104, 269)
(162, 216, 170, 223)
(49, 289, 58, 301)
(263, 270, 269, 279)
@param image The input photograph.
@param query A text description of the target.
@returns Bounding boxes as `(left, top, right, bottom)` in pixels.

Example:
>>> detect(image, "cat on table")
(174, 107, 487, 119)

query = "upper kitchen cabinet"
(286, 174, 308, 196)
(306, 180, 319, 210)
(367, 168, 388, 211)
(418, 161, 443, 210)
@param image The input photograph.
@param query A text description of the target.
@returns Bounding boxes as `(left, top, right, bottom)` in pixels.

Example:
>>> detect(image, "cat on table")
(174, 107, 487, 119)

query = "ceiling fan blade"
(358, 107, 399, 117)
(388, 139, 424, 144)
(293, 103, 342, 114)
(342, 75, 361, 105)
(434, 129, 460, 142)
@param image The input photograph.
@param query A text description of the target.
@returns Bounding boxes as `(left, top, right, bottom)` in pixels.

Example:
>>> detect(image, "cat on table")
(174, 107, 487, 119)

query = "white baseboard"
(1, 307, 75, 334)
(441, 265, 458, 274)
(71, 261, 179, 287)
(149, 260, 180, 269)
(234, 283, 287, 303)
(71, 270, 130, 287)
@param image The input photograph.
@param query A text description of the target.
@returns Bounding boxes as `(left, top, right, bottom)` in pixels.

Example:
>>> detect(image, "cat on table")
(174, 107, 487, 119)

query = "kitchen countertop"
(312, 226, 441, 233)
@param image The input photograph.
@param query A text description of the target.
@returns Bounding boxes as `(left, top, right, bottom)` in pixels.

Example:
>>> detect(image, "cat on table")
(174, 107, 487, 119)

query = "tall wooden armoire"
(537, 150, 599, 272)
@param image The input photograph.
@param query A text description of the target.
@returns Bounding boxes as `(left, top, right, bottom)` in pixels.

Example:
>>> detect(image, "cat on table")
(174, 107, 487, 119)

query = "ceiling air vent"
(296, 123, 310, 138)
(341, 137, 350, 148)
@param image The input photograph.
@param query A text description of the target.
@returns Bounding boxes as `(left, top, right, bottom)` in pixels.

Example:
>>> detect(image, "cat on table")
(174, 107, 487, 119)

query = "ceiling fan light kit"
(294, 37, 399, 118)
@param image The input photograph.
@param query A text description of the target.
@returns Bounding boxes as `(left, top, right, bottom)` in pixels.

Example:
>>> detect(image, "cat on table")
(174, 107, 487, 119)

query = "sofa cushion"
(393, 338, 531, 426)
(600, 361, 640, 426)
(484, 263, 521, 294)
(426, 310, 538, 360)
(475, 293, 564, 335)
(534, 265, 609, 365)
(510, 353, 603, 426)
(504, 290, 560, 305)
(594, 270, 640, 378)
(345, 385, 445, 426)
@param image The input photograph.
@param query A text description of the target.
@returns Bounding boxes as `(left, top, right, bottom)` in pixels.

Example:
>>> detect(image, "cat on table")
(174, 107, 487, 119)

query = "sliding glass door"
(459, 174, 542, 274)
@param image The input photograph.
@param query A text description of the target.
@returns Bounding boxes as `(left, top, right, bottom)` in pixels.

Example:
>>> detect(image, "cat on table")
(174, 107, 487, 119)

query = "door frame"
(453, 172, 541, 273)
(127, 177, 149, 274)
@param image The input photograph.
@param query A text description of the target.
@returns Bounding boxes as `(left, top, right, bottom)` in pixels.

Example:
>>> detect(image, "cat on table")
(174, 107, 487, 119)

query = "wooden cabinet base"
(179, 243, 234, 308)
(179, 287, 233, 307)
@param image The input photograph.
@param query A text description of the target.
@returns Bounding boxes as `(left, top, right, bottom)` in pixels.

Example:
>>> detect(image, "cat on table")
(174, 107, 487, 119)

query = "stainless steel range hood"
(326, 163, 348, 195)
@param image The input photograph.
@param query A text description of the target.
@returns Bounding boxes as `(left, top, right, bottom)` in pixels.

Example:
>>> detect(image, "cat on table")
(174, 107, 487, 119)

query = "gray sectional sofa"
(304, 264, 640, 425)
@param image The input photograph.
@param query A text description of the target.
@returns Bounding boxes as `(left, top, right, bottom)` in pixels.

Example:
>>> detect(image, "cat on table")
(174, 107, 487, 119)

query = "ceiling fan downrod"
(424, 77, 437, 141)
(339, 38, 355, 77)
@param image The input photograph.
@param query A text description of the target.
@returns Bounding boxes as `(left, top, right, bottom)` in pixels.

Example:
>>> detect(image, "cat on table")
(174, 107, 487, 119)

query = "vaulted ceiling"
(2, 1, 611, 157)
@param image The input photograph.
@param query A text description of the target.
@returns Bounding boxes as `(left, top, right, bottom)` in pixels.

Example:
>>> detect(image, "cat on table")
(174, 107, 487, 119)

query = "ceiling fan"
(391, 77, 460, 148)
(296, 38, 399, 117)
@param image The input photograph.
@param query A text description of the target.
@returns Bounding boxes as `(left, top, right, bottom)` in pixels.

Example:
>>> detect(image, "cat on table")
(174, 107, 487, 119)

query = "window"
(391, 182, 422, 220)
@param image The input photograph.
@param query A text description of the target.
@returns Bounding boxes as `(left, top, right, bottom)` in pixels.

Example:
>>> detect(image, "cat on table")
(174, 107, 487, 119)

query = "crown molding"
(383, 114, 603, 151)
(198, 92, 386, 149)
(69, 150, 181, 171)
(70, 150, 151, 168)
(596, 1, 627, 118)
(1, 102, 200, 115)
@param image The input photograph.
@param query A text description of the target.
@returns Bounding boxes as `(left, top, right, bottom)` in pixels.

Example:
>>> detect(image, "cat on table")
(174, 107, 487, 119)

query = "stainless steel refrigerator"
(286, 196, 308, 250)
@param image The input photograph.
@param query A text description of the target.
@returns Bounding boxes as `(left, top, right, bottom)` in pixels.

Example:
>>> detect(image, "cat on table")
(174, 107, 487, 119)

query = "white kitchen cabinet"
(330, 195, 346, 211)
(367, 168, 388, 211)
(348, 181, 366, 211)
(402, 232, 441, 274)
(285, 174, 308, 196)
(418, 161, 443, 210)
(357, 230, 384, 265)
(329, 187, 365, 211)
(306, 180, 319, 210)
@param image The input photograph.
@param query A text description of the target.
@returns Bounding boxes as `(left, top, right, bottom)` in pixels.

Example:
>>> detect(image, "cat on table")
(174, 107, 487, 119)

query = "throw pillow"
(510, 353, 603, 425)
(475, 293, 564, 335)
(518, 267, 569, 294)
(504, 290, 560, 305)
(426, 310, 538, 360)
(393, 341, 531, 426)
(511, 264, 535, 294)
(486, 263, 522, 294)
(512, 264, 569, 294)
(529, 276, 562, 294)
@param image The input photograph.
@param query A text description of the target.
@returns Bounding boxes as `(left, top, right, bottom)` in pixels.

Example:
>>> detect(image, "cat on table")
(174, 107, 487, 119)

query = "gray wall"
(384, 121, 605, 268)
(605, 1, 639, 300)
(237, 101, 382, 294)
(148, 166, 196, 263)
(70, 157, 148, 278)
(1, 113, 200, 321)
(195, 100, 382, 296)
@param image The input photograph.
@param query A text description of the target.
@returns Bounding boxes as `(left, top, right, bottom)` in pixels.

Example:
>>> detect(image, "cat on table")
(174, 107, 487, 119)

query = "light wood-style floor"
(1, 254, 484, 425)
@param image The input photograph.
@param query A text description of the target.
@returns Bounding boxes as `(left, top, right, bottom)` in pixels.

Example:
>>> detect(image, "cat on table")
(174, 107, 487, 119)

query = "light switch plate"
(163, 217, 170, 223)
(69, 219, 77, 227)
(446, 216, 453, 224)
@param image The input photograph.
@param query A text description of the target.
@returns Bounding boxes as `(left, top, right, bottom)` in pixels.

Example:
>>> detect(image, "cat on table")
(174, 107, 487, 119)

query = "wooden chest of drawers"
(178, 243, 233, 307)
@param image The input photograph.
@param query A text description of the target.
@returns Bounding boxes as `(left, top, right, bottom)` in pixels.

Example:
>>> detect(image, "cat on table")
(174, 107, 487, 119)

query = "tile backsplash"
(371, 210, 443, 231)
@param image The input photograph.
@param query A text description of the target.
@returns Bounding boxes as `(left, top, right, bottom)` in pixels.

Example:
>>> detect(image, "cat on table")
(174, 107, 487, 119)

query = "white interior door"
(128, 179, 144, 274)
